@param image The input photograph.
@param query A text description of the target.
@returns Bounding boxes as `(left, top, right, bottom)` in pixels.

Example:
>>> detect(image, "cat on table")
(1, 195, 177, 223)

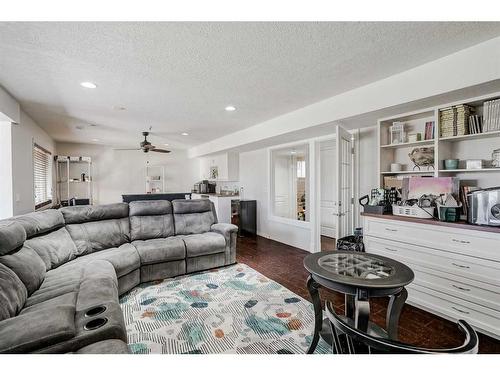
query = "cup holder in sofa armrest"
(85, 305, 107, 317)
(84, 317, 108, 331)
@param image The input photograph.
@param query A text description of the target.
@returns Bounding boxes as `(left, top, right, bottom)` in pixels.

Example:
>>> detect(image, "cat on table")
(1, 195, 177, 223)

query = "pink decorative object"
(407, 177, 456, 200)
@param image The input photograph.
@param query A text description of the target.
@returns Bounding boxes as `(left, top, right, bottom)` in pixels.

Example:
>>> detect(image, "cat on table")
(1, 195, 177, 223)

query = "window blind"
(33, 144, 52, 209)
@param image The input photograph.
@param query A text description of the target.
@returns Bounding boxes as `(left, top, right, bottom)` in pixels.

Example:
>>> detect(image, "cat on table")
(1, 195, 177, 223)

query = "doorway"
(318, 139, 336, 251)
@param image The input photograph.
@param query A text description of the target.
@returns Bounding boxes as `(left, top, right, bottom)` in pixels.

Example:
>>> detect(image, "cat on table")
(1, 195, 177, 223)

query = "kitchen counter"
(192, 193, 239, 198)
(361, 212, 500, 234)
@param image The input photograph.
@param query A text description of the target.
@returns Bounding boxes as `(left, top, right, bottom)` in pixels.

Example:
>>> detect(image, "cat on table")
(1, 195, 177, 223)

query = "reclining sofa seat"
(0, 210, 127, 354)
(0, 199, 238, 354)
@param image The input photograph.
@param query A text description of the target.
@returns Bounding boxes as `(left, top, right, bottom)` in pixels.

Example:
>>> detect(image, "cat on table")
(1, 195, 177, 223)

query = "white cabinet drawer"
(364, 217, 500, 262)
(412, 268, 500, 312)
(365, 236, 500, 287)
(407, 284, 500, 339)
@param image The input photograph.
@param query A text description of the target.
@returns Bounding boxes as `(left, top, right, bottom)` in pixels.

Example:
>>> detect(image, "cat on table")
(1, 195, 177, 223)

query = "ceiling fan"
(114, 131, 171, 153)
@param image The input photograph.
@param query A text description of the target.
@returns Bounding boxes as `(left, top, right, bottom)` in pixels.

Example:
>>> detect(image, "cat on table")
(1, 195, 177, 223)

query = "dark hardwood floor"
(236, 235, 500, 354)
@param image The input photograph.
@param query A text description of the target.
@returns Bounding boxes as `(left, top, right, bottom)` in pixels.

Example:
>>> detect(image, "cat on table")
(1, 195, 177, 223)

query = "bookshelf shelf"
(439, 130, 500, 142)
(380, 139, 435, 149)
(377, 91, 500, 190)
(438, 168, 500, 173)
(381, 170, 435, 175)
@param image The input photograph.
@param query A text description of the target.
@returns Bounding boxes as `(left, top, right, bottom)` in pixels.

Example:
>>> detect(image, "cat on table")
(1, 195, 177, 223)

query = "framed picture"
(210, 166, 219, 180)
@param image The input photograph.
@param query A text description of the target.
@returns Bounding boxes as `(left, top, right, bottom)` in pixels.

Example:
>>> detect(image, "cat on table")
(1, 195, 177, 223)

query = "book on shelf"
(468, 115, 483, 134)
(460, 185, 481, 219)
(483, 99, 500, 132)
(439, 104, 475, 137)
(424, 121, 435, 140)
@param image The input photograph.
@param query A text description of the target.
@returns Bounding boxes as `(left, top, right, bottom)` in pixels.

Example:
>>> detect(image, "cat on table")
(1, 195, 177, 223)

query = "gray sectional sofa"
(0, 199, 238, 354)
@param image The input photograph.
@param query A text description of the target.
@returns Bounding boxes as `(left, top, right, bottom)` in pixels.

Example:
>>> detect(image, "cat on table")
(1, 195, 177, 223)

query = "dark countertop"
(361, 212, 500, 234)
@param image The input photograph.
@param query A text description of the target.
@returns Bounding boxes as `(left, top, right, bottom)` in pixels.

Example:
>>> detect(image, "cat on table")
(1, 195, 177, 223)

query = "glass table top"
(317, 253, 394, 280)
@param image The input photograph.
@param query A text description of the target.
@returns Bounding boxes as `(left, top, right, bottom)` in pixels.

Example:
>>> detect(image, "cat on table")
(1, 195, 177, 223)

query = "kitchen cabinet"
(199, 152, 239, 181)
(363, 213, 500, 340)
(191, 193, 233, 224)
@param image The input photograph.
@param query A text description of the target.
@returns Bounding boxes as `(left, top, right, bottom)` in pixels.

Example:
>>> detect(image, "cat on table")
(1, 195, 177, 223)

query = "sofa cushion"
(0, 221, 26, 255)
(66, 218, 130, 256)
(182, 232, 226, 257)
(172, 199, 217, 235)
(25, 266, 83, 307)
(60, 203, 129, 224)
(129, 200, 174, 241)
(0, 304, 76, 353)
(0, 246, 46, 296)
(63, 243, 139, 278)
(0, 263, 28, 321)
(129, 200, 171, 216)
(21, 292, 77, 316)
(132, 237, 185, 265)
(25, 227, 77, 270)
(11, 209, 64, 239)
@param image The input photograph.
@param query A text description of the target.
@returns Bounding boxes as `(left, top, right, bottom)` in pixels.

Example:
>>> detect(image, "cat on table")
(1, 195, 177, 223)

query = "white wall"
(56, 142, 199, 205)
(0, 122, 13, 218)
(239, 148, 312, 251)
(0, 86, 19, 123)
(11, 111, 56, 215)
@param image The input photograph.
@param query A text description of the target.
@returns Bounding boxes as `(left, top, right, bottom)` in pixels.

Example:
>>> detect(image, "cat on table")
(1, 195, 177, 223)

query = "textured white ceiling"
(1, 22, 500, 149)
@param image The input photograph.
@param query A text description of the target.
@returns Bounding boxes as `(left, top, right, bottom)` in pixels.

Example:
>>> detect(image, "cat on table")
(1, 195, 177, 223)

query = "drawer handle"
(452, 284, 471, 292)
(385, 247, 398, 252)
(452, 239, 470, 244)
(452, 306, 470, 315)
(385, 228, 398, 232)
(452, 262, 470, 269)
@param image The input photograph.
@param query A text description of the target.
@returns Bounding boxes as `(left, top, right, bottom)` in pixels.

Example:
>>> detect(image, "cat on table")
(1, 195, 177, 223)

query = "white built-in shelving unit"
(55, 156, 93, 206)
(378, 92, 500, 189)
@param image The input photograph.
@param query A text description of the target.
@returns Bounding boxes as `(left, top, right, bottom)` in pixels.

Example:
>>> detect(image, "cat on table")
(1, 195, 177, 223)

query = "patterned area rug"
(119, 263, 330, 354)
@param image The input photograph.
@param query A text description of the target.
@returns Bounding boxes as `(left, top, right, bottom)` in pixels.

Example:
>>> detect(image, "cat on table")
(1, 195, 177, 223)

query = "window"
(33, 144, 52, 209)
(271, 144, 309, 222)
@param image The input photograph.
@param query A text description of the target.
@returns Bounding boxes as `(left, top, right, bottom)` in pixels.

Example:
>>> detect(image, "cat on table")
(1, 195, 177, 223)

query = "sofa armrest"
(210, 223, 238, 265)
(0, 305, 76, 353)
(210, 223, 238, 236)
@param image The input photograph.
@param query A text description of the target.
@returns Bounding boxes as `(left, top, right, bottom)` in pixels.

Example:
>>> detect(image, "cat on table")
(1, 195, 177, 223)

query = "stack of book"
(483, 99, 500, 132)
(439, 104, 475, 137)
(424, 121, 435, 140)
(468, 115, 483, 134)
(460, 185, 481, 220)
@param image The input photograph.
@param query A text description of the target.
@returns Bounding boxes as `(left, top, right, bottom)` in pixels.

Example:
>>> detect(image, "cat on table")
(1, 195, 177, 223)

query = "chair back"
(326, 301, 478, 354)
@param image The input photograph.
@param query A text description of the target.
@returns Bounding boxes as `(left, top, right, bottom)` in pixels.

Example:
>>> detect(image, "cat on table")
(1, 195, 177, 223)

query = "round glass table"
(303, 251, 414, 354)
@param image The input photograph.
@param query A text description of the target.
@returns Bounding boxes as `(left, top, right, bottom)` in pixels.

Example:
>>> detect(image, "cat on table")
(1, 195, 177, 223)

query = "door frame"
(312, 128, 359, 253)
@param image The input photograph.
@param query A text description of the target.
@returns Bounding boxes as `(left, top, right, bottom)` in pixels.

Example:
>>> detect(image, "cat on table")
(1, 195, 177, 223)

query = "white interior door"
(335, 124, 354, 239)
(320, 141, 336, 238)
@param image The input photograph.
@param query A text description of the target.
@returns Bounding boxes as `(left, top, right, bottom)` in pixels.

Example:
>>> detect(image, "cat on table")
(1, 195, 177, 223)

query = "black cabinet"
(231, 199, 257, 236)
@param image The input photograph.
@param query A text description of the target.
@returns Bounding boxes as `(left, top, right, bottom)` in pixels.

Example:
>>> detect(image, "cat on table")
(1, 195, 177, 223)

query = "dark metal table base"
(306, 275, 408, 354)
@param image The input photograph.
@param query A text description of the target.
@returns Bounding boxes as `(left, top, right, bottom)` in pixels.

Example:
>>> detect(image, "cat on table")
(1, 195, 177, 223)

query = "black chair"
(325, 301, 479, 354)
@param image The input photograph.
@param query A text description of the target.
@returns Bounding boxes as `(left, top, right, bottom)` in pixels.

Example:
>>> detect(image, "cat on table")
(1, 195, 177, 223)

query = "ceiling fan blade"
(113, 148, 142, 151)
(151, 148, 171, 153)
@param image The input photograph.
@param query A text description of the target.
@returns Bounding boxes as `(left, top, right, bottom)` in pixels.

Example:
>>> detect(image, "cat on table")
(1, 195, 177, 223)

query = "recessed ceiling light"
(181, 132, 189, 136)
(164, 143, 169, 146)
(80, 82, 97, 89)
(225, 105, 236, 112)
(92, 138, 100, 142)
